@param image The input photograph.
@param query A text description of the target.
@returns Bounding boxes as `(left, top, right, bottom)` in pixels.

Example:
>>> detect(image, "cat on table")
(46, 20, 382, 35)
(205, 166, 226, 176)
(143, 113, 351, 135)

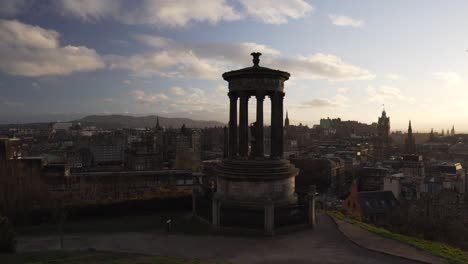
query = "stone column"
(212, 194, 221, 232)
(223, 126, 228, 158)
(264, 199, 275, 235)
(192, 188, 198, 215)
(308, 185, 317, 228)
(270, 92, 278, 158)
(278, 92, 284, 158)
(256, 92, 265, 158)
(229, 93, 238, 157)
(239, 93, 249, 157)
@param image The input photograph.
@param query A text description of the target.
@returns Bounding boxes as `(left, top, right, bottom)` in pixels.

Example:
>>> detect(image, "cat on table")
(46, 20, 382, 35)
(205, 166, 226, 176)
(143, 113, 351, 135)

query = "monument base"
(193, 159, 315, 234)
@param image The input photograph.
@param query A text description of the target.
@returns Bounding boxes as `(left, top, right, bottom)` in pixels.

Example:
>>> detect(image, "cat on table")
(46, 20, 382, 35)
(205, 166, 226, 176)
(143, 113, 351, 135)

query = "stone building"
(125, 121, 165, 171)
(174, 125, 201, 171)
(358, 166, 390, 191)
(290, 157, 345, 195)
(0, 138, 50, 220)
(448, 141, 468, 168)
(343, 181, 398, 223)
(200, 127, 225, 160)
(422, 162, 466, 195)
(283, 123, 315, 152)
(375, 110, 390, 161)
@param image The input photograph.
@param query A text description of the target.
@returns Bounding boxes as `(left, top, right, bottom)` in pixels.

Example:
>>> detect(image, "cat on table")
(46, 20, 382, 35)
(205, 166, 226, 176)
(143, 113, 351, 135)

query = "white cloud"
(169, 86, 186, 96)
(57, 0, 316, 27)
(302, 88, 349, 108)
(329, 15, 364, 28)
(367, 86, 414, 103)
(0, 19, 105, 77)
(386, 73, 404, 80)
(107, 35, 281, 79)
(190, 41, 281, 66)
(123, 79, 132, 85)
(106, 50, 223, 79)
(303, 98, 339, 108)
(134, 34, 175, 49)
(277, 53, 375, 80)
(215, 84, 227, 96)
(129, 0, 241, 27)
(58, 0, 241, 27)
(239, 0, 314, 24)
(110, 34, 373, 81)
(0, 19, 59, 49)
(131, 90, 169, 105)
(58, 0, 120, 21)
(130, 85, 228, 117)
(168, 87, 227, 113)
(433, 71, 461, 85)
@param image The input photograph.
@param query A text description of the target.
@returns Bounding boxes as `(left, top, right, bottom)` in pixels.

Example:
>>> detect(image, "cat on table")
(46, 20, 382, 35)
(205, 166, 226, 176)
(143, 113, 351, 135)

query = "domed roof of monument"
(222, 52, 290, 81)
(449, 142, 468, 155)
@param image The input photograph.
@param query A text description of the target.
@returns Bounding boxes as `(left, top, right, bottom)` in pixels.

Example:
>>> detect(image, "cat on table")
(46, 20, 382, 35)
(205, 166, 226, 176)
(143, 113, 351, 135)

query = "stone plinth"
(216, 159, 298, 208)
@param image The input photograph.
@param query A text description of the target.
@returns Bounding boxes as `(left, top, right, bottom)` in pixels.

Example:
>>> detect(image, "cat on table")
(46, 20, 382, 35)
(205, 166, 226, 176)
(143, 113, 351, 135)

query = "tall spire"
(155, 116, 161, 130)
(405, 120, 416, 154)
(285, 110, 290, 127)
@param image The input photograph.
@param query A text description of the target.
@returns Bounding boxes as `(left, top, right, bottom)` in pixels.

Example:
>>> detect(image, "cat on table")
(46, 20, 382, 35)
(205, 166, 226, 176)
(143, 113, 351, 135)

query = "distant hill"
(75, 115, 225, 129)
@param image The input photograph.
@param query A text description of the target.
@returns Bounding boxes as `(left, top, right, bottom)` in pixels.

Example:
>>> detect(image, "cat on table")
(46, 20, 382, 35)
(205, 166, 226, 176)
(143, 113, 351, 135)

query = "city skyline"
(2, 0, 468, 131)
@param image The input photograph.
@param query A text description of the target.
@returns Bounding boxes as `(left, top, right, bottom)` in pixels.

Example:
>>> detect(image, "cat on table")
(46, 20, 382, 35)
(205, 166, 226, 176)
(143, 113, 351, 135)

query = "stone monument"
(211, 52, 304, 234)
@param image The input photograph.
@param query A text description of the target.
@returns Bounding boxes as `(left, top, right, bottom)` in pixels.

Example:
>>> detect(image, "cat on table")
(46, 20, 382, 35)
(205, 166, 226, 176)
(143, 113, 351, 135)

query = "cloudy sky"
(1, 0, 468, 131)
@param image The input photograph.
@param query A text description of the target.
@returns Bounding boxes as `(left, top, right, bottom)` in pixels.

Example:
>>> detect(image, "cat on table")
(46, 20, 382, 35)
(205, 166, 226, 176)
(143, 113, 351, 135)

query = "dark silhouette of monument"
(200, 52, 314, 234)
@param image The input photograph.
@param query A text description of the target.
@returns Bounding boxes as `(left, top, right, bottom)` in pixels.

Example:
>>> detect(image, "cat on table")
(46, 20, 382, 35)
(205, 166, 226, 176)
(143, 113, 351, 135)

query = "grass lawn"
(328, 211, 468, 264)
(0, 250, 228, 264)
(16, 212, 211, 236)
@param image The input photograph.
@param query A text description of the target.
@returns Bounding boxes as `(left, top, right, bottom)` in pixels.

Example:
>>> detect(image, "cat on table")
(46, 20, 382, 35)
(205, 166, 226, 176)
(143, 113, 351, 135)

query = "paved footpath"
(18, 213, 424, 264)
(332, 217, 448, 264)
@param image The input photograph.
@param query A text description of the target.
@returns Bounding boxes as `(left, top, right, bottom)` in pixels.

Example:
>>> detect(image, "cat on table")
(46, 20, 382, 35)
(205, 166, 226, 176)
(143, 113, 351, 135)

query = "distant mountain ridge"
(75, 115, 225, 129)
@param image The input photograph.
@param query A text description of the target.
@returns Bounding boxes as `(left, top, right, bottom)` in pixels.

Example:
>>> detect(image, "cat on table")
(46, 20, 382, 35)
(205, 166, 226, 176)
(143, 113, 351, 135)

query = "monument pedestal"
(212, 159, 300, 231)
(193, 52, 315, 234)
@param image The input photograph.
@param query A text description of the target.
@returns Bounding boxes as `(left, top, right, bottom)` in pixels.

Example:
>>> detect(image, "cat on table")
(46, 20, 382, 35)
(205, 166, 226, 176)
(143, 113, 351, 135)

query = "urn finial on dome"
(251, 52, 262, 67)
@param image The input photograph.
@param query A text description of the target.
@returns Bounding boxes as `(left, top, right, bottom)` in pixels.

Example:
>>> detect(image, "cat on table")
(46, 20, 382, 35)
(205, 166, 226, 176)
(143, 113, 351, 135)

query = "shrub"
(0, 215, 16, 253)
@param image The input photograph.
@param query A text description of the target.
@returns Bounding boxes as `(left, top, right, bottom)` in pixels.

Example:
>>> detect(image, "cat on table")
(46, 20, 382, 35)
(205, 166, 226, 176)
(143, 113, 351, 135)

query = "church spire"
(405, 120, 416, 154)
(285, 110, 290, 127)
(155, 116, 161, 129)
